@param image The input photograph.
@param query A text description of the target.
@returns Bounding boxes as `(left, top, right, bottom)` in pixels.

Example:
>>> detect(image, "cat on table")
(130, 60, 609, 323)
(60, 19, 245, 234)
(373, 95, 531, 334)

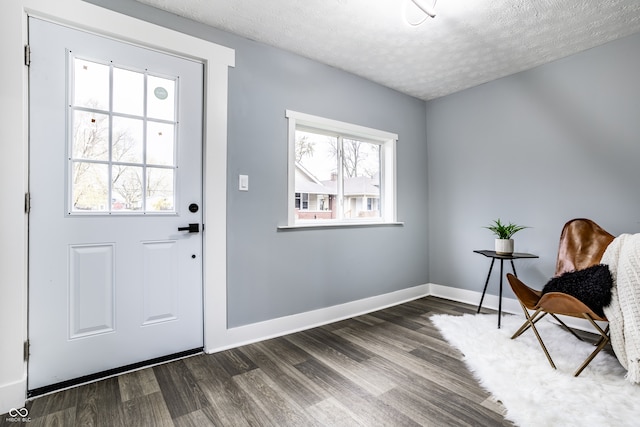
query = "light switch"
(239, 174, 249, 191)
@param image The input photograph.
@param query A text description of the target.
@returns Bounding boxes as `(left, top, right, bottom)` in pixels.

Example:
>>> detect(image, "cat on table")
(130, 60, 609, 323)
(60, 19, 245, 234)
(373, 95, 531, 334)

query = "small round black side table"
(474, 250, 539, 328)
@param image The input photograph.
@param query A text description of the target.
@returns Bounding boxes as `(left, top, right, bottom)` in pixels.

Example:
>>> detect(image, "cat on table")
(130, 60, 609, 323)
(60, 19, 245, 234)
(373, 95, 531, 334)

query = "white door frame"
(0, 0, 233, 411)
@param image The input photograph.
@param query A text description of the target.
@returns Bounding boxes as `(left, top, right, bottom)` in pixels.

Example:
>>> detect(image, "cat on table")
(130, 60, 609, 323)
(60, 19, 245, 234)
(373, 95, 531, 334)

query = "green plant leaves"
(484, 219, 529, 239)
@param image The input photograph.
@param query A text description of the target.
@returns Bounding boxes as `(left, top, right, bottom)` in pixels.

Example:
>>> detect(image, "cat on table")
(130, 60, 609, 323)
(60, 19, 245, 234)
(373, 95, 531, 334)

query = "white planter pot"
(495, 238, 514, 255)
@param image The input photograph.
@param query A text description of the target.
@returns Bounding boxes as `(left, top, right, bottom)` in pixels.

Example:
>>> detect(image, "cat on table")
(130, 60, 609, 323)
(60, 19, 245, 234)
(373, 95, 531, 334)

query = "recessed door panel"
(69, 244, 116, 339)
(142, 241, 179, 325)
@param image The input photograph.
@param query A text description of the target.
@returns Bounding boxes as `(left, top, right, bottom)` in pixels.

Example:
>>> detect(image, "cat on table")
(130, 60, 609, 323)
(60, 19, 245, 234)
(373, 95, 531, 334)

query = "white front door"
(28, 18, 204, 392)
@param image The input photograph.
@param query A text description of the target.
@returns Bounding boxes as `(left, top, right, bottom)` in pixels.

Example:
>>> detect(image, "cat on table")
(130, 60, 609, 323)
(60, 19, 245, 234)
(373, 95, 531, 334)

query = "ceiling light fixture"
(405, 0, 437, 26)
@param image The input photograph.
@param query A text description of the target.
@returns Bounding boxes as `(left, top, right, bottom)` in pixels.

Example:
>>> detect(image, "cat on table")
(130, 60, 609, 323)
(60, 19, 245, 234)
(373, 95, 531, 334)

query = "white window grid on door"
(66, 53, 179, 215)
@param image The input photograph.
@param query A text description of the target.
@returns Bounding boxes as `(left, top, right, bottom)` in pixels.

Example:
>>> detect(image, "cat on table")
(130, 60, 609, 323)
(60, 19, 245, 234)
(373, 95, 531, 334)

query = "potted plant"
(484, 219, 528, 255)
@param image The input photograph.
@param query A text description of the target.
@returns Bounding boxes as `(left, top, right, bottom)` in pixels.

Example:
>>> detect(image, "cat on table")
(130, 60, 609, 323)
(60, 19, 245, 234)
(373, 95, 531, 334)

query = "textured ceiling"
(136, 0, 640, 100)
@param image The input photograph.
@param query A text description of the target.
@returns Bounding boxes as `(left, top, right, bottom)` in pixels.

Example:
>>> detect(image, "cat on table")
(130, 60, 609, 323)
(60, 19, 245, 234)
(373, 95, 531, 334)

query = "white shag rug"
(430, 313, 640, 427)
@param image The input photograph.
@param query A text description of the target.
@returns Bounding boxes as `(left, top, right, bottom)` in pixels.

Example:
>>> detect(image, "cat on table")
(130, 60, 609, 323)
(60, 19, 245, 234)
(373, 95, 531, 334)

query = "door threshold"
(27, 347, 203, 398)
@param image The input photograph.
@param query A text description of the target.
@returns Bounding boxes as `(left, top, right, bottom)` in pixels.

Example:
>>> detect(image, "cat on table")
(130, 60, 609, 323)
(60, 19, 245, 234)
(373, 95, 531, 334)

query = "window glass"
(112, 165, 143, 211)
(342, 139, 380, 219)
(147, 122, 175, 166)
(113, 67, 144, 116)
(147, 75, 175, 121)
(146, 168, 175, 211)
(73, 59, 109, 110)
(112, 117, 143, 164)
(287, 110, 396, 226)
(71, 111, 109, 161)
(71, 162, 109, 211)
(294, 131, 337, 221)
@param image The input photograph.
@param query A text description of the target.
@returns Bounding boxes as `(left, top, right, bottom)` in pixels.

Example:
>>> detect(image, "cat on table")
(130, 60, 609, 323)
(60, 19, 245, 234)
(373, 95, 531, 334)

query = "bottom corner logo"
(8, 407, 29, 418)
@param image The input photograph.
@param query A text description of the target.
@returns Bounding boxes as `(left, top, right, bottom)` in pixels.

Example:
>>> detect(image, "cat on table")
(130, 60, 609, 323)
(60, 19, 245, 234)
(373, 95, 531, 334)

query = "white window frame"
(284, 110, 398, 228)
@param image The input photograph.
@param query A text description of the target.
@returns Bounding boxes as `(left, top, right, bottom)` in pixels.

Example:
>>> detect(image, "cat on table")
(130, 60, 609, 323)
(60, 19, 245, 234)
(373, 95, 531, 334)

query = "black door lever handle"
(178, 223, 200, 233)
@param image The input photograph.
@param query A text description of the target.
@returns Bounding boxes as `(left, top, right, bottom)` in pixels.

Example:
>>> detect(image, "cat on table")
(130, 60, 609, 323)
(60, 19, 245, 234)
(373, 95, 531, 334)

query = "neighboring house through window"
(286, 110, 397, 226)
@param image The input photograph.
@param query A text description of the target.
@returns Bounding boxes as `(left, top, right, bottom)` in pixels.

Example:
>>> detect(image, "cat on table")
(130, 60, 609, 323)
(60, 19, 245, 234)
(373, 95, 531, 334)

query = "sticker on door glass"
(154, 86, 168, 100)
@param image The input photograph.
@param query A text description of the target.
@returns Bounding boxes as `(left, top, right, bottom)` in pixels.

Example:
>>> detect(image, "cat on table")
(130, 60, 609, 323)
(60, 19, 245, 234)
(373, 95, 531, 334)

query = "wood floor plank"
(121, 391, 173, 427)
(295, 358, 419, 426)
(73, 377, 124, 427)
(379, 386, 467, 427)
(182, 353, 232, 385)
(239, 341, 329, 407)
(172, 409, 215, 427)
(196, 374, 270, 426)
(286, 330, 395, 396)
(305, 397, 368, 426)
(27, 407, 76, 427)
(172, 407, 228, 427)
(334, 319, 424, 353)
(305, 326, 375, 362)
(232, 369, 320, 427)
(368, 309, 426, 330)
(118, 367, 160, 402)
(253, 336, 311, 366)
(211, 348, 258, 377)
(153, 360, 210, 420)
(410, 296, 479, 315)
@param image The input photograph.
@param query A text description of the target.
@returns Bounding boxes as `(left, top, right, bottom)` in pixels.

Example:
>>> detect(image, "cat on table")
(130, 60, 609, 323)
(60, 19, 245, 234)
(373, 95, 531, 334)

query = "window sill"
(277, 221, 404, 231)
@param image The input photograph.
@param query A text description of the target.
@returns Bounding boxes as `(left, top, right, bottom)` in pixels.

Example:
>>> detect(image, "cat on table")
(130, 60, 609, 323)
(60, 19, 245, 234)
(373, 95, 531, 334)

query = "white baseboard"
(0, 377, 27, 416)
(429, 283, 522, 314)
(205, 284, 431, 353)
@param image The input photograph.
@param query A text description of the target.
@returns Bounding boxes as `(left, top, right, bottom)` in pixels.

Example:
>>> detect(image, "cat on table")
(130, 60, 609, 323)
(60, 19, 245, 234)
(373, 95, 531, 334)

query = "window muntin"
(69, 57, 178, 214)
(286, 110, 397, 226)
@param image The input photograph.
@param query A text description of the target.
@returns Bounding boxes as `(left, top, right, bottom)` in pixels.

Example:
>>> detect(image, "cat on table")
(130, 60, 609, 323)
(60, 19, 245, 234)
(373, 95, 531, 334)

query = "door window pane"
(112, 117, 143, 164)
(146, 168, 174, 211)
(71, 162, 109, 211)
(112, 165, 143, 211)
(73, 59, 109, 110)
(147, 75, 175, 121)
(71, 111, 109, 161)
(113, 67, 144, 116)
(147, 122, 175, 166)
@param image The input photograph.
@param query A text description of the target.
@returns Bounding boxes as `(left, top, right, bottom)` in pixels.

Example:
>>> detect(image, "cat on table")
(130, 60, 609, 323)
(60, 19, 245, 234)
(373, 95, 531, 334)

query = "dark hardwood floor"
(3, 297, 514, 426)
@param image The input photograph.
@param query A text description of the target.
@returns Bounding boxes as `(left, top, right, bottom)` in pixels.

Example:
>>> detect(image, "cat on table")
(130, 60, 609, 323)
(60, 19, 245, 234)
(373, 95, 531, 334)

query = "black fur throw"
(541, 264, 613, 317)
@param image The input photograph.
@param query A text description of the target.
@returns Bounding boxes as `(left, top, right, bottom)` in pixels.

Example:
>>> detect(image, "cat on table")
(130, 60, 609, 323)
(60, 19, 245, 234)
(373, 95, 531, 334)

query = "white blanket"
(601, 233, 640, 383)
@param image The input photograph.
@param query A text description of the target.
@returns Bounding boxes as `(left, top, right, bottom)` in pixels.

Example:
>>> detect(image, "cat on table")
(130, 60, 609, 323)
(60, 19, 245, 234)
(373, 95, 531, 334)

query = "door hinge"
(25, 193, 31, 214)
(24, 340, 30, 363)
(24, 44, 31, 67)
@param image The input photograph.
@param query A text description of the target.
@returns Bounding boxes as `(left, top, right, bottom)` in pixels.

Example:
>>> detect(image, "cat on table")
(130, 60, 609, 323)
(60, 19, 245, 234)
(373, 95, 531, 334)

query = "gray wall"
(87, 0, 429, 327)
(426, 33, 640, 298)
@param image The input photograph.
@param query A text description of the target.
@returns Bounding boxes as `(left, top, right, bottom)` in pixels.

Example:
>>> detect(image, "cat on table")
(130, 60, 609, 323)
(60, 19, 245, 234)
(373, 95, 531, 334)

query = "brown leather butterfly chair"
(506, 218, 614, 376)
